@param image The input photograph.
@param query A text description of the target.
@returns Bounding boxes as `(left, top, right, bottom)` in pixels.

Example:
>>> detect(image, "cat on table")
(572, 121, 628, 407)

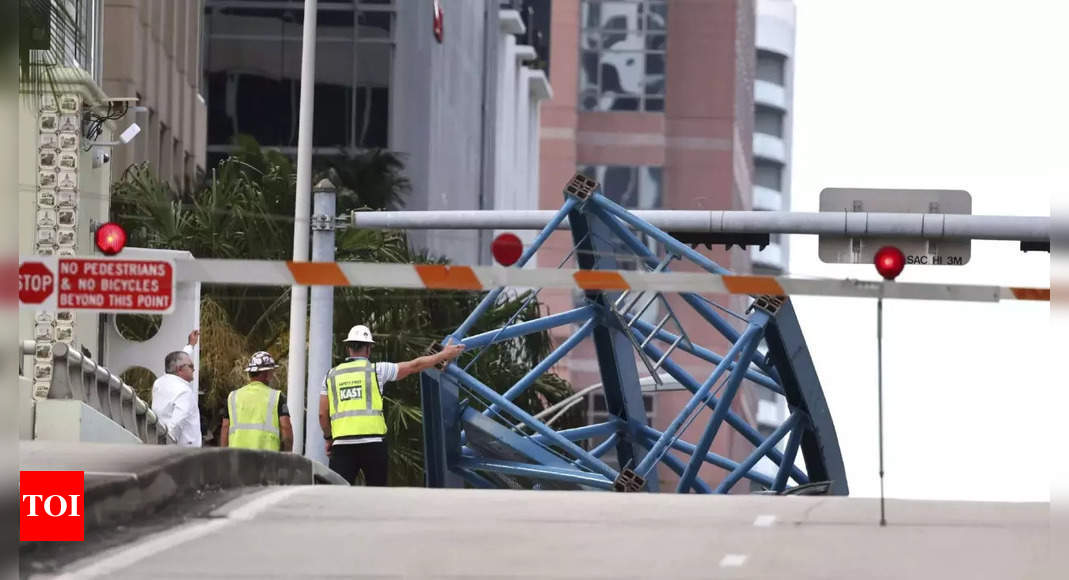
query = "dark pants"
(328, 441, 388, 486)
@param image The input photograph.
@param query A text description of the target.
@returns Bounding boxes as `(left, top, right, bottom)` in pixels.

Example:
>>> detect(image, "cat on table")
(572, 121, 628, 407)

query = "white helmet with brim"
(343, 324, 375, 344)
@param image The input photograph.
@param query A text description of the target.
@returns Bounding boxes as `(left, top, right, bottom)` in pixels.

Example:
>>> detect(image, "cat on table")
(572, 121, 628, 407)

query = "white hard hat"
(245, 351, 278, 372)
(343, 324, 375, 344)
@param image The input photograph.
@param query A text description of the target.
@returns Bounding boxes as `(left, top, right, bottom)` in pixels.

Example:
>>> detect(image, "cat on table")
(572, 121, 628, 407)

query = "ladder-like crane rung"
(627, 292, 661, 328)
(653, 334, 685, 371)
(639, 313, 672, 349)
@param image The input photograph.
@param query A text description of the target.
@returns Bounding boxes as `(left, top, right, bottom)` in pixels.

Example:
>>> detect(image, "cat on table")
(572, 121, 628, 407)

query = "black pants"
(328, 441, 388, 486)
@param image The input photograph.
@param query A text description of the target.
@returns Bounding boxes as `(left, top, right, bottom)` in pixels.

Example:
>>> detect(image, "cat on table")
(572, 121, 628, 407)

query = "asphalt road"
(27, 486, 1047, 579)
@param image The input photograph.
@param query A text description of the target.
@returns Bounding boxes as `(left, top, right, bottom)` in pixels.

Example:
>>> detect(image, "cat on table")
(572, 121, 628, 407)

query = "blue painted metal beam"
(487, 318, 596, 416)
(529, 419, 624, 445)
(628, 321, 782, 395)
(633, 323, 766, 478)
(656, 447, 714, 494)
(452, 197, 579, 339)
(569, 201, 657, 490)
(760, 298, 849, 495)
(454, 467, 497, 489)
(677, 313, 767, 492)
(773, 415, 806, 492)
(716, 412, 803, 493)
(585, 204, 779, 381)
(420, 371, 465, 488)
(590, 432, 621, 459)
(460, 406, 577, 468)
(458, 458, 616, 490)
(445, 365, 619, 480)
(638, 339, 808, 484)
(637, 425, 777, 489)
(462, 306, 595, 350)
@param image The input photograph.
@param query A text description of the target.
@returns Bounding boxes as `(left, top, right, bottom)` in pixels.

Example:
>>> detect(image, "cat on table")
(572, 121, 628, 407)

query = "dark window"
(755, 159, 783, 191)
(756, 50, 786, 86)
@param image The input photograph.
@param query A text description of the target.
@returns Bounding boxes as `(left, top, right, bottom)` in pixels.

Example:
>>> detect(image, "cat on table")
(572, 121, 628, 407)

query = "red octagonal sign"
(19, 262, 54, 304)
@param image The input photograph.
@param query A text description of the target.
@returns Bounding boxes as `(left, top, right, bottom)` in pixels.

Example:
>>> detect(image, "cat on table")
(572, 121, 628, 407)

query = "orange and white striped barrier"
(174, 259, 1050, 303)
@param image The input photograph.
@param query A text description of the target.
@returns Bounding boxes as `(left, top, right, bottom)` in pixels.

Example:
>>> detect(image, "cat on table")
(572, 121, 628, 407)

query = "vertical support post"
(877, 296, 887, 526)
(305, 179, 336, 465)
(287, 0, 319, 456)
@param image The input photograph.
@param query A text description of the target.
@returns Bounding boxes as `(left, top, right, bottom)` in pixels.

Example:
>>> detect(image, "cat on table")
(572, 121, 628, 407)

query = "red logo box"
(20, 471, 84, 542)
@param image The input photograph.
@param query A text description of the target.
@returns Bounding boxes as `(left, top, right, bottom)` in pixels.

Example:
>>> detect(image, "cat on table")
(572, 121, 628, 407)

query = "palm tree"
(110, 137, 580, 485)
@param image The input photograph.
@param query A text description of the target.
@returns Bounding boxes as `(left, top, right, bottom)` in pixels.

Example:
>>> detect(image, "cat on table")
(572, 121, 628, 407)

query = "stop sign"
(19, 262, 54, 304)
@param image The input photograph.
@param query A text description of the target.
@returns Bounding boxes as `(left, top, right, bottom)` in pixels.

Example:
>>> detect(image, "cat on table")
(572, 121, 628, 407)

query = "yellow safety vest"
(227, 381, 282, 451)
(326, 358, 386, 438)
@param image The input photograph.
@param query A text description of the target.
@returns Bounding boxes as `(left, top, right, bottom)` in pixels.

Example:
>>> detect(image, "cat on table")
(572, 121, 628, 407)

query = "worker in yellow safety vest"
(319, 324, 464, 485)
(221, 351, 293, 452)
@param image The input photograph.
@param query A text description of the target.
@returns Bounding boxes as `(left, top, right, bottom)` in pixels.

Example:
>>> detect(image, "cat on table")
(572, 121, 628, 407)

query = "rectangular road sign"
(18, 256, 176, 314)
(818, 188, 972, 265)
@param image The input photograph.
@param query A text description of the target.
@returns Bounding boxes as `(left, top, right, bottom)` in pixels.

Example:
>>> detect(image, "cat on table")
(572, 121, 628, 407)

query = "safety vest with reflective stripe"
(227, 381, 282, 451)
(327, 358, 386, 437)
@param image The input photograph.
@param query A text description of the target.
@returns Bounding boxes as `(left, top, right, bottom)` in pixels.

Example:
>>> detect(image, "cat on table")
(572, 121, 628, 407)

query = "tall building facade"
(18, 0, 205, 390)
(200, 0, 552, 265)
(536, 0, 766, 490)
(748, 0, 795, 487)
(101, 0, 208, 190)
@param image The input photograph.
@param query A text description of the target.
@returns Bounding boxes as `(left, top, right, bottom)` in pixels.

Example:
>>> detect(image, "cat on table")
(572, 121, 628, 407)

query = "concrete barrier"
(19, 441, 348, 535)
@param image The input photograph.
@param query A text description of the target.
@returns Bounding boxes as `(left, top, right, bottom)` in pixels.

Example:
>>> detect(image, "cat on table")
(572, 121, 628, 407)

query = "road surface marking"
(753, 514, 776, 527)
(719, 554, 748, 568)
(53, 486, 305, 579)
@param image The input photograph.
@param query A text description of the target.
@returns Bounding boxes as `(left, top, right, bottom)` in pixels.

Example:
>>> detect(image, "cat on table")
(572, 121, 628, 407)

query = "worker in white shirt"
(151, 330, 202, 446)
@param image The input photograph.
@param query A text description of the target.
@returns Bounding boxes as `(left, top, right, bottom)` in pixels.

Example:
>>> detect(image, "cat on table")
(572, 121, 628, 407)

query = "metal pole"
(877, 296, 887, 526)
(305, 179, 335, 465)
(348, 210, 1050, 242)
(286, 0, 318, 456)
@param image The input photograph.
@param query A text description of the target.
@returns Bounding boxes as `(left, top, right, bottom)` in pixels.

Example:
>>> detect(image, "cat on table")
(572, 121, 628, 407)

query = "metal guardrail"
(20, 341, 174, 445)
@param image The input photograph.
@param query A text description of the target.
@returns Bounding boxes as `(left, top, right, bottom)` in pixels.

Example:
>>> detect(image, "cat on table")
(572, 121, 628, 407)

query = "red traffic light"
(874, 246, 905, 280)
(491, 233, 523, 266)
(95, 222, 127, 255)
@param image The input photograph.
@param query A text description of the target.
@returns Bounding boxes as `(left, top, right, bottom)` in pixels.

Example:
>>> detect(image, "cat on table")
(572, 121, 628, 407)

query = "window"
(756, 50, 786, 86)
(579, 1, 667, 112)
(68, 0, 102, 84)
(577, 164, 662, 269)
(754, 159, 783, 191)
(203, 1, 394, 161)
(754, 105, 783, 138)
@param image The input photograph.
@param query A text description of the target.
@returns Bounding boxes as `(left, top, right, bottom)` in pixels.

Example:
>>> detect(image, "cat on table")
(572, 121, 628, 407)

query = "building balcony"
(753, 133, 787, 163)
(752, 186, 784, 211)
(754, 80, 787, 111)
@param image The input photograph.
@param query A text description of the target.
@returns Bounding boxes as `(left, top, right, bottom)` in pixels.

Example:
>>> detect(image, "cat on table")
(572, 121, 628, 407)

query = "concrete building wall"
(393, 0, 487, 266)
(101, 0, 207, 189)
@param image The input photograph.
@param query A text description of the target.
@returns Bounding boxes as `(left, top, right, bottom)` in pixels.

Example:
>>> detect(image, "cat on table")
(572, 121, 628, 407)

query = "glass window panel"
(358, 10, 392, 39)
(581, 31, 600, 51)
(756, 50, 786, 86)
(646, 2, 667, 31)
(755, 105, 784, 137)
(581, 1, 600, 29)
(644, 53, 665, 94)
(755, 160, 783, 191)
(578, 0, 667, 112)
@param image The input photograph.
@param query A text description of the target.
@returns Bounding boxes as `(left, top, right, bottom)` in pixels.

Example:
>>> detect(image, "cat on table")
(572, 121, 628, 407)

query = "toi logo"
(20, 471, 85, 542)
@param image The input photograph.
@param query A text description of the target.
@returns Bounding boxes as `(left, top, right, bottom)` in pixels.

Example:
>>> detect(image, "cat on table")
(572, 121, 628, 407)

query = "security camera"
(92, 149, 111, 169)
(118, 123, 141, 144)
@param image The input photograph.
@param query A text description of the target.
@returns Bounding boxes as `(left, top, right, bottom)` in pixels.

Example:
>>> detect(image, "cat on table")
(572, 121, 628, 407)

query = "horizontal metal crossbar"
(143, 259, 1052, 303)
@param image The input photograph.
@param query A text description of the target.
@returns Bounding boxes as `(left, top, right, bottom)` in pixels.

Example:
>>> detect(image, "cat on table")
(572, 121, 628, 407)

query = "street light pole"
(287, 0, 318, 456)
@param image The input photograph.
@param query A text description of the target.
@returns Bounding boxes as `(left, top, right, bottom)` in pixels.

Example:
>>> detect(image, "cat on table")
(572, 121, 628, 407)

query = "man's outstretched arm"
(395, 344, 465, 381)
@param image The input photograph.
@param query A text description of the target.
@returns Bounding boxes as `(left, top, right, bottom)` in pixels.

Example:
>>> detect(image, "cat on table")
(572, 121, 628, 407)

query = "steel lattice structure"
(421, 174, 848, 494)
